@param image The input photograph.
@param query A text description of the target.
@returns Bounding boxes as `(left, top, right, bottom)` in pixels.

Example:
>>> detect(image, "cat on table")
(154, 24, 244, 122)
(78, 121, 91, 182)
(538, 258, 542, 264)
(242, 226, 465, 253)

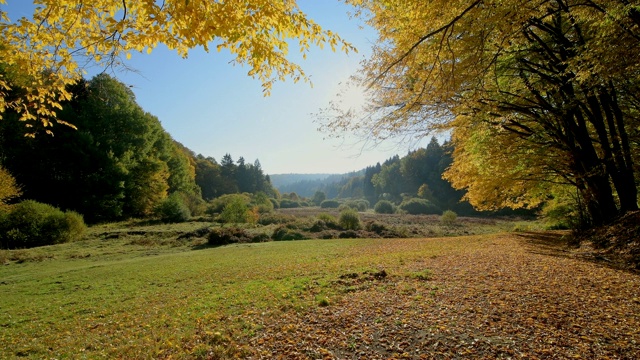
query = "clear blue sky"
(3, 1, 429, 175)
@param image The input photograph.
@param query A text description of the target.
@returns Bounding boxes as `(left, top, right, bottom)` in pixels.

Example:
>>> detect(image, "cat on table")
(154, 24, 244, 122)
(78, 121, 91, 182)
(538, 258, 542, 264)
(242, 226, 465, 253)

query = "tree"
(0, 166, 21, 210)
(0, 74, 186, 221)
(0, 0, 355, 134)
(330, 0, 640, 226)
(312, 190, 327, 206)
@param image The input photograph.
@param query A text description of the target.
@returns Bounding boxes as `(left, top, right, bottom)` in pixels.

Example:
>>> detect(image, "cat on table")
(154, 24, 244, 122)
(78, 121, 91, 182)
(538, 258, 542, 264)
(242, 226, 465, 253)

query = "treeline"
(0, 74, 275, 223)
(274, 138, 480, 215)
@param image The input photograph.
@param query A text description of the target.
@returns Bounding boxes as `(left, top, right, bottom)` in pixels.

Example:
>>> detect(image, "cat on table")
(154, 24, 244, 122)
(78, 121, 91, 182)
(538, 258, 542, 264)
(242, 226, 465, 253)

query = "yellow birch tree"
(0, 0, 355, 134)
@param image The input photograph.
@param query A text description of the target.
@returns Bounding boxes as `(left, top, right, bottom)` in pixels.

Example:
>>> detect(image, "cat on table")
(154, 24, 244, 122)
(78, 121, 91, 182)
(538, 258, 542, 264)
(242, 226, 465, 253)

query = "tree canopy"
(0, 0, 355, 134)
(328, 0, 640, 226)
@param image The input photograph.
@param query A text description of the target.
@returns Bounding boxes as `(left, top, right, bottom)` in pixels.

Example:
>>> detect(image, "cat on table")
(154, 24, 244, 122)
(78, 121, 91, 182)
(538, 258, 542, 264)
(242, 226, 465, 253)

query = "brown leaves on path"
(247, 233, 640, 359)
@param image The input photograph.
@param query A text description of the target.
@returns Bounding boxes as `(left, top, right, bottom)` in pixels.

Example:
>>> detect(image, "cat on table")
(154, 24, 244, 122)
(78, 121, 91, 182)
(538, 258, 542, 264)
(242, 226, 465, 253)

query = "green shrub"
(399, 198, 441, 215)
(271, 226, 306, 241)
(258, 212, 295, 225)
(279, 199, 301, 208)
(339, 230, 360, 238)
(219, 197, 257, 224)
(310, 220, 327, 232)
(317, 213, 339, 229)
(0, 200, 86, 249)
(251, 192, 274, 214)
(207, 227, 253, 246)
(441, 210, 458, 226)
(177, 191, 206, 216)
(374, 200, 395, 214)
(207, 194, 252, 215)
(269, 198, 280, 209)
(156, 193, 191, 223)
(320, 200, 340, 209)
(339, 208, 361, 230)
(344, 199, 369, 212)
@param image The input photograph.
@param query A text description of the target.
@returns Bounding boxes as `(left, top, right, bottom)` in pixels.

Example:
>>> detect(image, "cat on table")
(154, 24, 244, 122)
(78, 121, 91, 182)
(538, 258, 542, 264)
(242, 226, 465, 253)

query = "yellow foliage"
(0, 166, 21, 210)
(0, 0, 355, 133)
(327, 0, 640, 213)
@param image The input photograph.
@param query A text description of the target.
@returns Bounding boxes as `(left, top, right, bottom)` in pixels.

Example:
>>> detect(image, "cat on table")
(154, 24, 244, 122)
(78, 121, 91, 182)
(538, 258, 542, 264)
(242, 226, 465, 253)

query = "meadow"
(1, 214, 639, 359)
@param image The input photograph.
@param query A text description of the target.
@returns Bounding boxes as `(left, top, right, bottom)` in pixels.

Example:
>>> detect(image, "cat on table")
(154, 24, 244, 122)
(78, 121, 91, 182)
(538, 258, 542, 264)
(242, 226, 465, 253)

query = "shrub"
(339, 208, 361, 230)
(441, 210, 458, 226)
(269, 198, 280, 209)
(0, 200, 86, 249)
(219, 197, 258, 224)
(339, 230, 360, 238)
(156, 193, 191, 223)
(258, 212, 295, 225)
(207, 227, 253, 246)
(316, 213, 340, 229)
(399, 198, 441, 215)
(251, 192, 274, 214)
(344, 199, 369, 212)
(374, 200, 395, 214)
(251, 233, 271, 243)
(279, 199, 301, 208)
(207, 194, 252, 215)
(177, 191, 206, 216)
(320, 200, 340, 209)
(310, 220, 327, 232)
(271, 226, 306, 241)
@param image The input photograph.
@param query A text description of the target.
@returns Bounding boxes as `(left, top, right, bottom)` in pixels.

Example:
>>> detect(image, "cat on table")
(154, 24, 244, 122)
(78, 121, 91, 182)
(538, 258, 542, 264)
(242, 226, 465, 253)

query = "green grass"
(0, 221, 495, 358)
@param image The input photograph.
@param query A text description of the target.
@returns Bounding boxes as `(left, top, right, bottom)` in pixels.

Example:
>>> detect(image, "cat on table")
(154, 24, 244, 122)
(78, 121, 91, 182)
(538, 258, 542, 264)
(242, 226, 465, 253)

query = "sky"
(3, 1, 430, 175)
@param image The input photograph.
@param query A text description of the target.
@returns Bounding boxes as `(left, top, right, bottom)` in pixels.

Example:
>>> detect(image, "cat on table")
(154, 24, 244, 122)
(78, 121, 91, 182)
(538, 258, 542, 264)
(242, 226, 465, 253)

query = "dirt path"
(247, 233, 640, 359)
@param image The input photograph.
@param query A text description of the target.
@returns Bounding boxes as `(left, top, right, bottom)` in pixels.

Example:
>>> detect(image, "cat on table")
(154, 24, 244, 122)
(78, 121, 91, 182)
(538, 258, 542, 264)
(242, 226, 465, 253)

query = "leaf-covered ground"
(1, 228, 638, 359)
(247, 233, 640, 359)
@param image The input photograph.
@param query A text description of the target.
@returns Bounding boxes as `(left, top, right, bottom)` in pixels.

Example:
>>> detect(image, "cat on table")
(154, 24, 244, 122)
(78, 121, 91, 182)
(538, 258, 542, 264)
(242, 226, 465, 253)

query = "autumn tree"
(0, 0, 355, 134)
(0, 166, 21, 210)
(330, 0, 640, 226)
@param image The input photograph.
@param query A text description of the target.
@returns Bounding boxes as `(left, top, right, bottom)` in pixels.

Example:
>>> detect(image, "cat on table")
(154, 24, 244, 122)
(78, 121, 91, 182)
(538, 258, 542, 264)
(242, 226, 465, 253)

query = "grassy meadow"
(1, 216, 638, 359)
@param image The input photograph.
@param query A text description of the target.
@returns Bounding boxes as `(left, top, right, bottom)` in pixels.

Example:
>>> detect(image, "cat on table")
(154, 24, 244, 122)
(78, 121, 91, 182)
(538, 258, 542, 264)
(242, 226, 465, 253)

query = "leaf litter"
(245, 233, 640, 359)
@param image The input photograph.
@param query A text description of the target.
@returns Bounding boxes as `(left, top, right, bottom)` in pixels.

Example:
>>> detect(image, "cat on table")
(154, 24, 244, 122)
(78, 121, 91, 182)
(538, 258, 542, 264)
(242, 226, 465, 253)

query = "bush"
(441, 210, 458, 226)
(399, 198, 441, 215)
(219, 197, 258, 224)
(251, 192, 274, 214)
(317, 213, 340, 229)
(207, 227, 253, 246)
(207, 194, 252, 215)
(320, 200, 340, 209)
(279, 199, 301, 209)
(339, 230, 360, 239)
(271, 226, 306, 241)
(177, 191, 206, 216)
(269, 198, 280, 209)
(156, 193, 191, 223)
(0, 200, 86, 249)
(258, 212, 295, 225)
(374, 200, 395, 214)
(344, 199, 369, 212)
(339, 209, 361, 230)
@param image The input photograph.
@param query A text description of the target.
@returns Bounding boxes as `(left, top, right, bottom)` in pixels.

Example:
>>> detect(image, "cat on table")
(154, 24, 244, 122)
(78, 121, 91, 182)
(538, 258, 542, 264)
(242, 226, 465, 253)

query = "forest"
(0, 74, 276, 227)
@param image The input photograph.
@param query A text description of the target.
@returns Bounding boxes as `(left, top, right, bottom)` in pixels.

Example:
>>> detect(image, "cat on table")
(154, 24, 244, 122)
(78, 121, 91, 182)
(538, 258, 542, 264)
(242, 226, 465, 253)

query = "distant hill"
(269, 172, 363, 198)
(269, 173, 335, 188)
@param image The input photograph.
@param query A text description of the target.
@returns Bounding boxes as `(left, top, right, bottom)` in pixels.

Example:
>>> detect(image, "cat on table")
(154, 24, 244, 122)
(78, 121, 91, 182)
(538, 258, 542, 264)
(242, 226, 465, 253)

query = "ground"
(245, 233, 640, 359)
(1, 212, 639, 359)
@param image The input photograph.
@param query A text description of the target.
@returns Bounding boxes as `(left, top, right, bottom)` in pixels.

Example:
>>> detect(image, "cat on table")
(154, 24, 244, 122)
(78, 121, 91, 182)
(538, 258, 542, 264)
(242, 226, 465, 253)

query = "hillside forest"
(0, 74, 275, 225)
(0, 73, 521, 249)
